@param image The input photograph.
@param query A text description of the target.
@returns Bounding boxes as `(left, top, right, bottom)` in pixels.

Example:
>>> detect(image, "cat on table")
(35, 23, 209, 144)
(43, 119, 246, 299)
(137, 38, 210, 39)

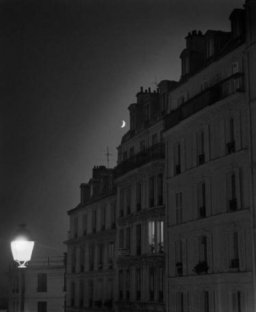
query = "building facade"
(114, 83, 175, 312)
(65, 1, 256, 312)
(65, 166, 116, 312)
(9, 256, 65, 312)
(164, 1, 256, 312)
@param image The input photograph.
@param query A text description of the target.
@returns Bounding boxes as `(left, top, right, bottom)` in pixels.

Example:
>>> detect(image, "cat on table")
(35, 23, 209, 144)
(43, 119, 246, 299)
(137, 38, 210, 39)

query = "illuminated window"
(148, 221, 164, 253)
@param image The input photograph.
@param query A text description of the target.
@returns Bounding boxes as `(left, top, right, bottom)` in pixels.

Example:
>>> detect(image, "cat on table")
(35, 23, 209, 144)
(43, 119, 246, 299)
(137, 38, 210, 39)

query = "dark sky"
(0, 0, 243, 293)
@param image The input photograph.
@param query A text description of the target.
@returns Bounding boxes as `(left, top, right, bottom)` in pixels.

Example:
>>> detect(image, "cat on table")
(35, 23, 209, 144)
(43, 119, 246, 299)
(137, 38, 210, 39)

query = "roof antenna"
(105, 146, 112, 168)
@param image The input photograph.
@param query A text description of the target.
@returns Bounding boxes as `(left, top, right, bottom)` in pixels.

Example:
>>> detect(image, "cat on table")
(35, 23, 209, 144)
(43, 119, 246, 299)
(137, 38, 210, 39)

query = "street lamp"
(11, 224, 34, 268)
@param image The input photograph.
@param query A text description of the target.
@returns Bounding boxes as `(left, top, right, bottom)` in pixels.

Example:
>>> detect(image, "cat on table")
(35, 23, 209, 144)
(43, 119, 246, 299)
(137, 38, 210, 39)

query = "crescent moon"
(121, 120, 126, 128)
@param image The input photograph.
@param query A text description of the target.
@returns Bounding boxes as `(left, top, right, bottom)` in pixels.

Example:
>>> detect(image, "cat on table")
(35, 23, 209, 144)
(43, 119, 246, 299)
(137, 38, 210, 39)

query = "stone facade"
(65, 1, 256, 311)
(65, 166, 116, 312)
(8, 256, 65, 312)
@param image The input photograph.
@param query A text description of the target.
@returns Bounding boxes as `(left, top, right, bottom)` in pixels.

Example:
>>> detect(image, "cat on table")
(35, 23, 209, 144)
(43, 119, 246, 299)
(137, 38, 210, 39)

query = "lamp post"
(10, 224, 34, 312)
(11, 224, 34, 268)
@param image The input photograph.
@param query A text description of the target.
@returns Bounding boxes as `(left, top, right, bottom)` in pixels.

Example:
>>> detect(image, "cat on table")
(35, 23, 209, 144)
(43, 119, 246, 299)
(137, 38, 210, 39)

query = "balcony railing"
(115, 143, 165, 178)
(165, 73, 244, 131)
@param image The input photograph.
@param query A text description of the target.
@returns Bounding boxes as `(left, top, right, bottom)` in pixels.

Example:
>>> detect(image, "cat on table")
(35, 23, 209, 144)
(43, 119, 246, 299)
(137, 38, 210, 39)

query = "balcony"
(115, 143, 165, 178)
(165, 73, 244, 131)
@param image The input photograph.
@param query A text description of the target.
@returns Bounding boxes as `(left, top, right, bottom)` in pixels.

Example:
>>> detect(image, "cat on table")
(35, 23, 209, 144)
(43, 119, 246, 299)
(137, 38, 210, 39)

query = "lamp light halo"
(11, 224, 34, 268)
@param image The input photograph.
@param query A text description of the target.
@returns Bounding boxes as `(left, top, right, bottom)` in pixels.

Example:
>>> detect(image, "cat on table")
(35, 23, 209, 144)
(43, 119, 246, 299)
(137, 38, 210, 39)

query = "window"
(174, 143, 181, 175)
(89, 245, 95, 271)
(158, 268, 164, 302)
(126, 269, 130, 300)
(176, 292, 184, 312)
(136, 268, 142, 300)
(197, 130, 205, 165)
(227, 172, 238, 211)
(37, 273, 47, 292)
(126, 227, 131, 251)
(226, 118, 235, 154)
(230, 232, 239, 269)
(198, 182, 206, 218)
(136, 224, 142, 255)
(126, 187, 131, 215)
(107, 242, 114, 267)
(111, 203, 116, 228)
(152, 133, 158, 145)
(232, 291, 242, 312)
(74, 217, 78, 238)
(140, 140, 146, 152)
(129, 147, 134, 158)
(79, 280, 84, 307)
(120, 189, 124, 217)
(149, 267, 155, 301)
(148, 221, 164, 253)
(71, 282, 75, 307)
(175, 240, 183, 276)
(72, 248, 76, 273)
(80, 247, 84, 272)
(136, 182, 142, 211)
(157, 174, 163, 206)
(203, 291, 210, 312)
(101, 206, 106, 231)
(123, 151, 128, 161)
(182, 56, 190, 75)
(232, 62, 239, 74)
(98, 244, 104, 270)
(88, 280, 93, 307)
(92, 210, 97, 233)
(206, 38, 214, 58)
(119, 270, 124, 300)
(149, 176, 155, 207)
(119, 229, 124, 249)
(199, 236, 208, 263)
(82, 214, 87, 235)
(175, 192, 183, 224)
(38, 302, 47, 312)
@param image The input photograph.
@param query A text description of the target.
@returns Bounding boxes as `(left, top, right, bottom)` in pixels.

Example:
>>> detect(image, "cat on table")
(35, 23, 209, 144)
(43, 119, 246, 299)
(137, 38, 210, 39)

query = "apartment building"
(164, 1, 256, 312)
(9, 256, 65, 312)
(65, 166, 116, 312)
(114, 82, 176, 312)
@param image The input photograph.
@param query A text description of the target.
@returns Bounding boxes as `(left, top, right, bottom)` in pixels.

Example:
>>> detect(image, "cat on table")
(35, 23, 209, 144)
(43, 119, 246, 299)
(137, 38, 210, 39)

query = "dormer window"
(182, 56, 190, 76)
(206, 38, 214, 58)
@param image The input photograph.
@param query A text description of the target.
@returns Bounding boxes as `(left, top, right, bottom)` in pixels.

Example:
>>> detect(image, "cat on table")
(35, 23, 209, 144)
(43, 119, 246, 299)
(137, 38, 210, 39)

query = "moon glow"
(121, 120, 126, 128)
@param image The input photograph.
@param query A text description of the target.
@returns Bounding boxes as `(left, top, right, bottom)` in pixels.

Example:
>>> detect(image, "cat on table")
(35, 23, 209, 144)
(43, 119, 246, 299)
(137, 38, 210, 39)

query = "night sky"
(0, 0, 243, 294)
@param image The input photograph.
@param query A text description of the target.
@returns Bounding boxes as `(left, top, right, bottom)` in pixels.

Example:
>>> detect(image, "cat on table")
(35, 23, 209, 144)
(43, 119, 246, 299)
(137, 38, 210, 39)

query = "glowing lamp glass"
(11, 236, 34, 268)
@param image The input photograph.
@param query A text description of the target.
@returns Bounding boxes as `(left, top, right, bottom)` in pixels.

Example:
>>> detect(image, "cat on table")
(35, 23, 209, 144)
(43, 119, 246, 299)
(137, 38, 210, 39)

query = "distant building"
(8, 256, 65, 312)
(65, 166, 116, 312)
